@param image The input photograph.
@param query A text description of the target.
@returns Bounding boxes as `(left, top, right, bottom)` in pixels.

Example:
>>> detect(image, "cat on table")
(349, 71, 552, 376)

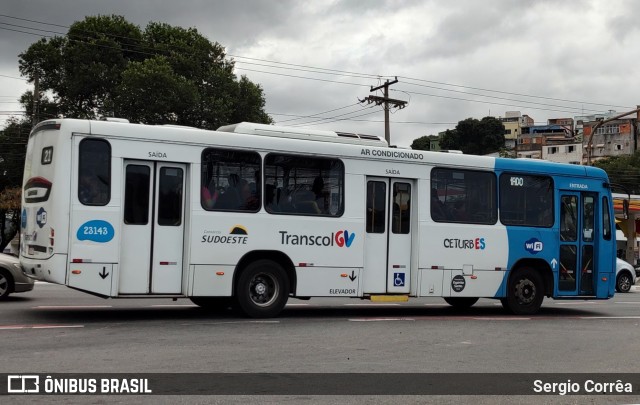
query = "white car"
(616, 258, 637, 293)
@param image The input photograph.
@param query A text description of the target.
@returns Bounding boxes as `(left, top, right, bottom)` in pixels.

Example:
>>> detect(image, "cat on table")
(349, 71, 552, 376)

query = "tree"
(410, 136, 430, 150)
(18, 15, 272, 128)
(0, 119, 30, 252)
(594, 152, 640, 194)
(439, 117, 505, 155)
(411, 134, 446, 152)
(0, 187, 21, 253)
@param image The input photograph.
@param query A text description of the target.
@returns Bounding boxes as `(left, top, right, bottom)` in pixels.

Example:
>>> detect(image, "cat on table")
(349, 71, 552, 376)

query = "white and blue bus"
(20, 118, 616, 317)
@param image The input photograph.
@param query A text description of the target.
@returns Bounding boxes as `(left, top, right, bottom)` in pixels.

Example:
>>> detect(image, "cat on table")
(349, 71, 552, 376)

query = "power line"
(289, 105, 377, 127)
(390, 88, 601, 115)
(269, 112, 456, 125)
(234, 67, 371, 88)
(0, 73, 25, 81)
(393, 83, 608, 114)
(274, 103, 361, 124)
(1, 12, 626, 113)
(0, 12, 632, 123)
(234, 60, 384, 81)
(230, 55, 390, 80)
(289, 107, 382, 127)
(398, 76, 634, 109)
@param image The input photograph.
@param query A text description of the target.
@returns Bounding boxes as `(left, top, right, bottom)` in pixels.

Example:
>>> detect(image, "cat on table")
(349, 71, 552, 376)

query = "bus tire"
(189, 297, 232, 312)
(443, 297, 478, 308)
(505, 267, 544, 315)
(235, 259, 289, 318)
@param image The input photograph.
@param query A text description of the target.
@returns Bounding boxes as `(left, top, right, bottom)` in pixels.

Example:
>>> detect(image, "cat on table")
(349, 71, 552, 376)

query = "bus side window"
(78, 138, 111, 206)
(201, 148, 261, 212)
(264, 154, 344, 217)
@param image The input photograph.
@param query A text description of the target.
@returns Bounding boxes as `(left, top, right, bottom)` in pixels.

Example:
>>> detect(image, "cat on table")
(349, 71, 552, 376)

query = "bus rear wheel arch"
(443, 297, 478, 309)
(503, 267, 544, 315)
(189, 297, 233, 312)
(235, 259, 290, 318)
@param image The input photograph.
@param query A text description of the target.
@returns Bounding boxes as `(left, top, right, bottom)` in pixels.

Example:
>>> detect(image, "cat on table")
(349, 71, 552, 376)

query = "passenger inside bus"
(293, 188, 321, 214)
(79, 174, 104, 204)
(239, 179, 259, 210)
(452, 200, 468, 221)
(431, 188, 447, 220)
(215, 174, 241, 210)
(201, 178, 219, 209)
(312, 176, 326, 213)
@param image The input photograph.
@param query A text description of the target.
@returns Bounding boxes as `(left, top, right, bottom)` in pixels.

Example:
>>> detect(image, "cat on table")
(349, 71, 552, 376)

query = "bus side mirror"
(623, 199, 629, 220)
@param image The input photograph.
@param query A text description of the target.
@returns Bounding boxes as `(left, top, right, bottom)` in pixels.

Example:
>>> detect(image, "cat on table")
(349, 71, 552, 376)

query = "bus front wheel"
(443, 297, 478, 308)
(504, 268, 544, 315)
(235, 259, 290, 318)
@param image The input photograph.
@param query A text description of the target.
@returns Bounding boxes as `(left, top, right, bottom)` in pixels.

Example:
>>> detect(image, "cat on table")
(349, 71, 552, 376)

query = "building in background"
(499, 111, 534, 150)
(581, 117, 638, 163)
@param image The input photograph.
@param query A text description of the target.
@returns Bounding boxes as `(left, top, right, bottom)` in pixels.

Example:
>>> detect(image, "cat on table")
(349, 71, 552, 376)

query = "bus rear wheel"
(443, 297, 478, 308)
(504, 268, 544, 315)
(235, 259, 289, 318)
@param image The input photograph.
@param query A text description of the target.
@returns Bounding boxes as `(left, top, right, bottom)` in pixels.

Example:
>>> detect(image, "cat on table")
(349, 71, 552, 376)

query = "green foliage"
(0, 118, 30, 189)
(440, 117, 505, 155)
(17, 14, 272, 128)
(0, 187, 21, 252)
(593, 152, 640, 194)
(498, 148, 515, 158)
(114, 56, 199, 124)
(0, 120, 29, 251)
(410, 135, 432, 151)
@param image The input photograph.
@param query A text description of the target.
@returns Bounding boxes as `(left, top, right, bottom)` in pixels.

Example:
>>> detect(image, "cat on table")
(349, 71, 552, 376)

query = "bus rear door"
(119, 160, 187, 294)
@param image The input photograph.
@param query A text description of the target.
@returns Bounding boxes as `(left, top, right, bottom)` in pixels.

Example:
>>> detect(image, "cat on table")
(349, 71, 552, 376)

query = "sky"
(1, 0, 639, 147)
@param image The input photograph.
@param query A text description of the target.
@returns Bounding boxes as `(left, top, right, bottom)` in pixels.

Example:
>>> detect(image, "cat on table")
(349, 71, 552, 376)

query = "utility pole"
(32, 70, 39, 127)
(360, 77, 407, 145)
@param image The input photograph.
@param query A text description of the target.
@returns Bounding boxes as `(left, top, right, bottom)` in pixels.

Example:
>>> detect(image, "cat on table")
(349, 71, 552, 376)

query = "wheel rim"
(0, 274, 8, 296)
(514, 278, 536, 305)
(619, 275, 631, 292)
(248, 272, 279, 307)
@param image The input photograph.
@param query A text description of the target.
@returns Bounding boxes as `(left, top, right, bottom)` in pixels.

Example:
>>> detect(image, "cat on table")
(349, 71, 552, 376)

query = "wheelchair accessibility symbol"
(393, 272, 405, 287)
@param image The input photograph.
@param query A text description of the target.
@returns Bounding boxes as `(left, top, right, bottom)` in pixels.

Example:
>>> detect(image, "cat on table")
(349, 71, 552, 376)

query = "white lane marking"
(286, 303, 310, 306)
(614, 301, 640, 304)
(182, 321, 280, 326)
(348, 318, 415, 322)
(150, 304, 197, 307)
(344, 303, 401, 306)
(0, 325, 84, 330)
(33, 305, 113, 309)
(424, 304, 448, 307)
(553, 302, 599, 305)
(581, 316, 640, 319)
(473, 317, 531, 321)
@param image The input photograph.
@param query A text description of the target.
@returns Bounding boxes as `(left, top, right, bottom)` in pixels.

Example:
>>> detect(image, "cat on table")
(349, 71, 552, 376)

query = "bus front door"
(558, 191, 597, 296)
(119, 160, 186, 294)
(363, 177, 413, 294)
